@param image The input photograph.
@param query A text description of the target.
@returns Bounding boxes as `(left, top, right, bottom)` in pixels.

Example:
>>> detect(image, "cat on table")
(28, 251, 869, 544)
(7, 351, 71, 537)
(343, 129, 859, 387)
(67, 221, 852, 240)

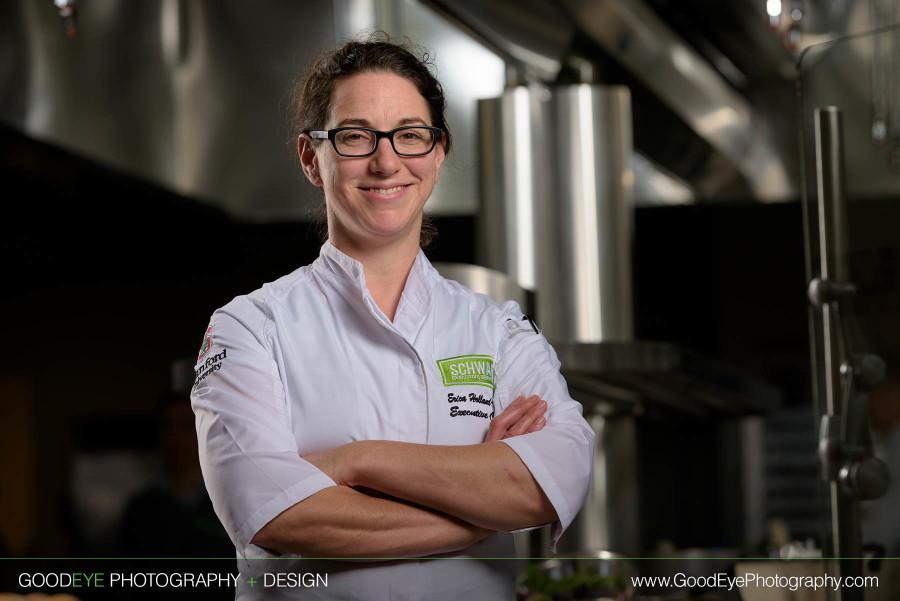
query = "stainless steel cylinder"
(478, 84, 634, 343)
(477, 85, 553, 293)
(541, 85, 634, 343)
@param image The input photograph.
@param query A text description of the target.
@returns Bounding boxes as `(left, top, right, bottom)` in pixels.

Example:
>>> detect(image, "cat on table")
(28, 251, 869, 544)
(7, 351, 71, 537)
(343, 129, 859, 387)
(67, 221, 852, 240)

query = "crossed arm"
(250, 396, 555, 557)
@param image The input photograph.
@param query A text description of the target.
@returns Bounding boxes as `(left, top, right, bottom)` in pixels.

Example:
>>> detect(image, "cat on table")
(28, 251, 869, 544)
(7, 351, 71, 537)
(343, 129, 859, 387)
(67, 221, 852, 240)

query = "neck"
(330, 231, 421, 322)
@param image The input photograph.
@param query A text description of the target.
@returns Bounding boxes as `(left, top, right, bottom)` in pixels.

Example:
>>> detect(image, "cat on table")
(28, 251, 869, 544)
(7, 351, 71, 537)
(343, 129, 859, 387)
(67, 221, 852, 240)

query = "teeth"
(371, 186, 404, 194)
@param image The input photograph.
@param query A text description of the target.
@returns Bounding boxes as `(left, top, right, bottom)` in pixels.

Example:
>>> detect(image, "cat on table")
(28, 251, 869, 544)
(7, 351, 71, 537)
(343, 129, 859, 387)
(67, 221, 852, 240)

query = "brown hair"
(289, 33, 450, 248)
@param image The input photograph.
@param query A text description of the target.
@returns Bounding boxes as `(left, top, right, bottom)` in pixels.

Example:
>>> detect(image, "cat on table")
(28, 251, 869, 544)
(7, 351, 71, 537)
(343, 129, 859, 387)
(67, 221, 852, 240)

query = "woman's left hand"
(483, 395, 547, 443)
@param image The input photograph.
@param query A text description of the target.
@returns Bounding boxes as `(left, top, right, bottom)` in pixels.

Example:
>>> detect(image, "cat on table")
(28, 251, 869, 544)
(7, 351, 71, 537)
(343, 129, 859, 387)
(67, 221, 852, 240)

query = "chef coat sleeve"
(493, 303, 595, 548)
(190, 298, 336, 554)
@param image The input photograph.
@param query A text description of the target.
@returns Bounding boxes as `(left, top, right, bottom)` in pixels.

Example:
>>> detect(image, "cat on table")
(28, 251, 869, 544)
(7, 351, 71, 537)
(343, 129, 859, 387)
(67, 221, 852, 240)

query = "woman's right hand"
(483, 395, 548, 442)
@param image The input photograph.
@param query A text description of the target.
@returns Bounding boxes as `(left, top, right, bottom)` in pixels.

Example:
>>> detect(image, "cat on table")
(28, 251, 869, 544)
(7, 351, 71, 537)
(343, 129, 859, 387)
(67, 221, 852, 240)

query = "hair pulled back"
(289, 32, 452, 156)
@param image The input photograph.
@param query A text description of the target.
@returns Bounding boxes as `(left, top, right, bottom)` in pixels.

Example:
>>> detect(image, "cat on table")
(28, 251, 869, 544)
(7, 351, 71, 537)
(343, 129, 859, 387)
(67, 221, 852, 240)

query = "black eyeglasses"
(307, 126, 443, 157)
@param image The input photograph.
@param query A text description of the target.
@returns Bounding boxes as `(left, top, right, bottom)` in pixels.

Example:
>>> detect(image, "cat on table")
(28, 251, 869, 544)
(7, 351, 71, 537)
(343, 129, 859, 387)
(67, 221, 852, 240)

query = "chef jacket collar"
(315, 240, 436, 332)
(317, 239, 368, 289)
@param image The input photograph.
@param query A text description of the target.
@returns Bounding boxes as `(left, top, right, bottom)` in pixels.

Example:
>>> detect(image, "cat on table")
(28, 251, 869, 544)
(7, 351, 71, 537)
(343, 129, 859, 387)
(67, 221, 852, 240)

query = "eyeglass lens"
(334, 127, 435, 156)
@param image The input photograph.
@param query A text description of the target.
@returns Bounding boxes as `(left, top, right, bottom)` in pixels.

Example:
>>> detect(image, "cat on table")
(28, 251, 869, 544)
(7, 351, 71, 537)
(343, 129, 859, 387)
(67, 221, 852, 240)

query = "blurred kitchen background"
(1, 0, 899, 598)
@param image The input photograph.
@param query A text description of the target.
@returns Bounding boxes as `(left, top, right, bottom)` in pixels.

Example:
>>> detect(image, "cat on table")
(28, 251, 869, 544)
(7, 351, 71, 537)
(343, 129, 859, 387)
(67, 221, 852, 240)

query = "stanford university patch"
(198, 325, 213, 361)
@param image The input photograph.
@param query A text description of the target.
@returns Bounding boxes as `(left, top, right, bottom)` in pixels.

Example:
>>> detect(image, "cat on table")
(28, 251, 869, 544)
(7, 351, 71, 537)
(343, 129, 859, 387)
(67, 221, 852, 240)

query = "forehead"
(328, 71, 430, 126)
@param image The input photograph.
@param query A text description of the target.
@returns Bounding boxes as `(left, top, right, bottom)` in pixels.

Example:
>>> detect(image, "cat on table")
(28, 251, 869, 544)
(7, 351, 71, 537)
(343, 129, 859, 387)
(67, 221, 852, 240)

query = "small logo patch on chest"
(436, 355, 495, 389)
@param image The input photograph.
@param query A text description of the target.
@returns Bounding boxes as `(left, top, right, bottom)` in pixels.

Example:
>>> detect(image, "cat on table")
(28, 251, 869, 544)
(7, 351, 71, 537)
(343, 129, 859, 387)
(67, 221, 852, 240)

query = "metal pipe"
(813, 106, 860, 601)
(815, 107, 850, 289)
(815, 107, 849, 421)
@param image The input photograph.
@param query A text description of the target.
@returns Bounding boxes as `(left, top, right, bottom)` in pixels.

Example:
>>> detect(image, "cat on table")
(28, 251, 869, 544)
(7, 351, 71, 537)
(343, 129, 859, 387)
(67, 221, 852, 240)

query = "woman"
(191, 36, 594, 600)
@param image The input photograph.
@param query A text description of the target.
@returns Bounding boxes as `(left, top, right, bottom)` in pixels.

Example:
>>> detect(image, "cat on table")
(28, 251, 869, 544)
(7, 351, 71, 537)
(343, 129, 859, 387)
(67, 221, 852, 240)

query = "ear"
(433, 132, 447, 180)
(299, 134, 324, 187)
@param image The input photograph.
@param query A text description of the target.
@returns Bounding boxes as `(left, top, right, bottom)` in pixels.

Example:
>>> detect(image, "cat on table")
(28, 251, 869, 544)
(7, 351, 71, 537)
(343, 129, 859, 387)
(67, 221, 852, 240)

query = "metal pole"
(813, 106, 860, 601)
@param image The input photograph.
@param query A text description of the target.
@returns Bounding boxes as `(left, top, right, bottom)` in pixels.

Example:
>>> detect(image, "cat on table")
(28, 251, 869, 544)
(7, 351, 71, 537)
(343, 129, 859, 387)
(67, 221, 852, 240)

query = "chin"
(358, 226, 417, 245)
(362, 215, 421, 239)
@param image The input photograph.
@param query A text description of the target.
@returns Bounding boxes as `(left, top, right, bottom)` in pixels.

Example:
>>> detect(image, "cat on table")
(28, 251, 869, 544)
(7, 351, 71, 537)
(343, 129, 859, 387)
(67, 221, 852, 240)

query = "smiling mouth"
(363, 185, 409, 195)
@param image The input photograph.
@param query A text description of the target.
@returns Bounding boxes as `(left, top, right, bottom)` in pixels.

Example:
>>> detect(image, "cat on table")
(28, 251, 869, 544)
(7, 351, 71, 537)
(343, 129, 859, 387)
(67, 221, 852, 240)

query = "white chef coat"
(191, 240, 595, 600)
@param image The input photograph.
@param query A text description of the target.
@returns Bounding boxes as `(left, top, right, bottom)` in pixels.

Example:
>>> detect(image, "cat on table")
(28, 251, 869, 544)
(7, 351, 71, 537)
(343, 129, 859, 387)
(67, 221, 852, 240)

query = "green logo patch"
(436, 355, 495, 389)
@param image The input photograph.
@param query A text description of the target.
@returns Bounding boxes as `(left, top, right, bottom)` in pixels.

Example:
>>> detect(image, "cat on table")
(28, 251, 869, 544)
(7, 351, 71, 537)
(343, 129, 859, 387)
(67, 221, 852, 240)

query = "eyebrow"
(334, 117, 429, 128)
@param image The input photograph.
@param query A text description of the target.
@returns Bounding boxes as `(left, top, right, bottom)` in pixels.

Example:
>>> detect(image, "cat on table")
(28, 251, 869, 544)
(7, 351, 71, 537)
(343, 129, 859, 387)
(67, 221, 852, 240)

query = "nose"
(368, 136, 401, 174)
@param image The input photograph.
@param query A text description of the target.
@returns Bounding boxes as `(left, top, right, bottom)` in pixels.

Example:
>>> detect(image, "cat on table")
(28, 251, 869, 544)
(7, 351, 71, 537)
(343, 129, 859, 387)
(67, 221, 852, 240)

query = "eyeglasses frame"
(307, 126, 443, 158)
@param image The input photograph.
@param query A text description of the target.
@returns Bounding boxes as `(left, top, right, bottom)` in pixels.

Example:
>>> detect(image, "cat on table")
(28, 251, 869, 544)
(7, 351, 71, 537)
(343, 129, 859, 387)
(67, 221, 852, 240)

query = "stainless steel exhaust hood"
(430, 0, 795, 201)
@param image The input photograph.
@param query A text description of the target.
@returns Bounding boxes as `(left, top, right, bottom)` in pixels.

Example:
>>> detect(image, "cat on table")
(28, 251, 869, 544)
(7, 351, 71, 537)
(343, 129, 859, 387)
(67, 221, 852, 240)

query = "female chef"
(191, 35, 595, 600)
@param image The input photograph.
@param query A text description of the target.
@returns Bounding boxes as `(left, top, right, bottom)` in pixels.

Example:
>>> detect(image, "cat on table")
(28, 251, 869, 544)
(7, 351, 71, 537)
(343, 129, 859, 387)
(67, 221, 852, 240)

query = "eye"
(336, 129, 373, 146)
(397, 129, 427, 143)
